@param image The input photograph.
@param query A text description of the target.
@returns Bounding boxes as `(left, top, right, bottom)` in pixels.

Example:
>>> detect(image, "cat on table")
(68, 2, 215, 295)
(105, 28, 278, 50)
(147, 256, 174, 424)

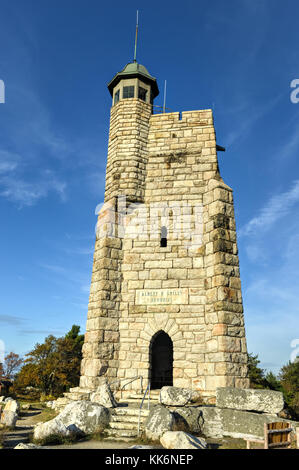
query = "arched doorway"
(150, 331, 173, 389)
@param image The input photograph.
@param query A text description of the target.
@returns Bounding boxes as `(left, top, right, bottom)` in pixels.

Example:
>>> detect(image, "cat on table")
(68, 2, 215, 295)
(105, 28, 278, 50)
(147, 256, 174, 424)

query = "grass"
(17, 402, 58, 425)
(35, 407, 58, 424)
(32, 431, 79, 447)
(84, 430, 108, 442)
(0, 428, 5, 449)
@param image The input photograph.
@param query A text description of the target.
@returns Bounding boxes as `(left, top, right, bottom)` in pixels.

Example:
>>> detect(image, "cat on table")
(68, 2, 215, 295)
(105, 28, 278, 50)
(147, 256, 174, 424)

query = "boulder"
(216, 387, 284, 414)
(4, 399, 19, 413)
(160, 387, 193, 406)
(90, 380, 117, 408)
(160, 431, 207, 449)
(56, 400, 110, 434)
(34, 400, 110, 441)
(198, 406, 223, 438)
(173, 407, 204, 434)
(33, 417, 74, 441)
(220, 408, 294, 440)
(0, 410, 18, 428)
(14, 443, 41, 449)
(145, 405, 176, 441)
(198, 405, 298, 440)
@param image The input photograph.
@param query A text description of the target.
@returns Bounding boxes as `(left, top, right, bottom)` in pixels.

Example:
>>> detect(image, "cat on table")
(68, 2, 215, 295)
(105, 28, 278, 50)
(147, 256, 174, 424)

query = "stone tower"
(78, 60, 249, 401)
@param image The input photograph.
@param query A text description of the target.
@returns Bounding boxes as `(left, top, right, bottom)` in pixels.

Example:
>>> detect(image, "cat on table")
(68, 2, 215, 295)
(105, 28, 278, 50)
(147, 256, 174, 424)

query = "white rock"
(0, 410, 18, 428)
(33, 417, 74, 441)
(14, 443, 41, 449)
(4, 399, 19, 413)
(160, 431, 207, 449)
(33, 400, 110, 441)
(160, 387, 193, 406)
(90, 380, 117, 408)
(145, 405, 176, 441)
(58, 400, 110, 434)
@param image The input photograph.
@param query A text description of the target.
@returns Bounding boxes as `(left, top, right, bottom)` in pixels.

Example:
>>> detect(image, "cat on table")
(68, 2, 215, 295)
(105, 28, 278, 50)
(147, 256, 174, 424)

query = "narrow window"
(114, 90, 120, 105)
(160, 226, 167, 247)
(123, 86, 135, 99)
(138, 87, 147, 102)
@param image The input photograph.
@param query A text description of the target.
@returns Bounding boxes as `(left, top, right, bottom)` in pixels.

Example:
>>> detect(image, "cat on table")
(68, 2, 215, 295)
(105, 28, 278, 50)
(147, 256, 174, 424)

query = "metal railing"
(137, 381, 151, 436)
(109, 375, 143, 400)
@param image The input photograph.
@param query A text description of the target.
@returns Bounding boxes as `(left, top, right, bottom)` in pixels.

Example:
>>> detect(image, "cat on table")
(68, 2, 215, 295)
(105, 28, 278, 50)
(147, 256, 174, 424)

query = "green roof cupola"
(107, 61, 159, 105)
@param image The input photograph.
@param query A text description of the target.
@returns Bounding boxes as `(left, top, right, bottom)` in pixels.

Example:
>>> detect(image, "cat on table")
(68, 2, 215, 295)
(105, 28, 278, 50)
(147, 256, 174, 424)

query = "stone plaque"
(135, 288, 188, 305)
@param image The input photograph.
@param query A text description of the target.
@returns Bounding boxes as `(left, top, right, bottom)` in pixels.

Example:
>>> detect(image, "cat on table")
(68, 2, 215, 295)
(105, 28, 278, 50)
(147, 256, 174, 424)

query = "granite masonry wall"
(79, 98, 249, 400)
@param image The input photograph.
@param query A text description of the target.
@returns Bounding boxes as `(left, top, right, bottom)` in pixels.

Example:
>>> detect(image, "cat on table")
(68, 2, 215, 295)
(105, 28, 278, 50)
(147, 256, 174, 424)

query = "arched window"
(160, 226, 167, 247)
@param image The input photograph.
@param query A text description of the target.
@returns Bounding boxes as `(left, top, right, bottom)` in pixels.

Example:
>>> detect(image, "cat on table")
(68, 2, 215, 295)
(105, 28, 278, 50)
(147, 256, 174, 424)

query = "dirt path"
(2, 408, 42, 449)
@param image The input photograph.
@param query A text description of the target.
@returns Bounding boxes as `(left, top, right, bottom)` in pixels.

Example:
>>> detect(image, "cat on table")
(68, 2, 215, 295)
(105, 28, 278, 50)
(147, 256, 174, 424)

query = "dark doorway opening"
(150, 331, 173, 389)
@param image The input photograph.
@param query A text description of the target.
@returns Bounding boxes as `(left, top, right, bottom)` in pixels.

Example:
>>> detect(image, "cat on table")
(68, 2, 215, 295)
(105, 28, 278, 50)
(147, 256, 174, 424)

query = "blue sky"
(0, 0, 298, 374)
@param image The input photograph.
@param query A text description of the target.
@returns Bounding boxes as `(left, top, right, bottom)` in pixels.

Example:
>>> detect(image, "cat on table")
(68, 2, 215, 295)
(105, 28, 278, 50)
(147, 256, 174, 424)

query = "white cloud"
(278, 124, 299, 160)
(0, 161, 18, 173)
(0, 172, 67, 207)
(0, 150, 20, 173)
(226, 93, 283, 148)
(0, 314, 24, 325)
(240, 179, 299, 237)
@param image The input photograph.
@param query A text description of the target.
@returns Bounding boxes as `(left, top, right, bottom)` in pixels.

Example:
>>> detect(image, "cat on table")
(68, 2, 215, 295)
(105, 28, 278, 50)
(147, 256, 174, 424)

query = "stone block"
(216, 387, 284, 414)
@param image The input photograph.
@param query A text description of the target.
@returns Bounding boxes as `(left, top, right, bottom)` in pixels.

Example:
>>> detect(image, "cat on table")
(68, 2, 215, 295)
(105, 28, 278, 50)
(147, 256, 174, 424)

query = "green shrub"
(40, 393, 56, 403)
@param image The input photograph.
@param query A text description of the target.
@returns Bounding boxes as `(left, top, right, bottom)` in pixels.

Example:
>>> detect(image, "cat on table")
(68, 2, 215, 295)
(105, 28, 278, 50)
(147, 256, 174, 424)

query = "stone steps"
(60, 389, 161, 441)
(112, 407, 149, 417)
(109, 421, 142, 431)
(118, 397, 159, 406)
(105, 400, 151, 440)
(64, 387, 92, 401)
(111, 414, 146, 424)
(103, 436, 137, 443)
(106, 427, 139, 439)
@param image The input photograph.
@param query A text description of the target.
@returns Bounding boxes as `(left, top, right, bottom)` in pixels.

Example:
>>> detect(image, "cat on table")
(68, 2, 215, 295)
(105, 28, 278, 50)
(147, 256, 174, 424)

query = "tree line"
(0, 325, 84, 400)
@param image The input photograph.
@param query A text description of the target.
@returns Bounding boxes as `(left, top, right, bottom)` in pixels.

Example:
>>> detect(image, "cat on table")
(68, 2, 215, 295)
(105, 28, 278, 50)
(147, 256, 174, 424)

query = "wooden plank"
(268, 441, 291, 448)
(267, 421, 291, 447)
(267, 428, 292, 434)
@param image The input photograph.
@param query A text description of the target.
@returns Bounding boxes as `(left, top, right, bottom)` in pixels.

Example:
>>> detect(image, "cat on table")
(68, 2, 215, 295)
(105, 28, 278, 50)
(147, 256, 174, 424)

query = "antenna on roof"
(163, 80, 167, 113)
(134, 10, 139, 62)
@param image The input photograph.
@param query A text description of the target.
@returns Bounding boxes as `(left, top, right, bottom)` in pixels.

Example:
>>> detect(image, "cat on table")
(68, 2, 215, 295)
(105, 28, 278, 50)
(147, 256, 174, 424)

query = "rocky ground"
(1, 405, 133, 449)
(0, 403, 250, 449)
